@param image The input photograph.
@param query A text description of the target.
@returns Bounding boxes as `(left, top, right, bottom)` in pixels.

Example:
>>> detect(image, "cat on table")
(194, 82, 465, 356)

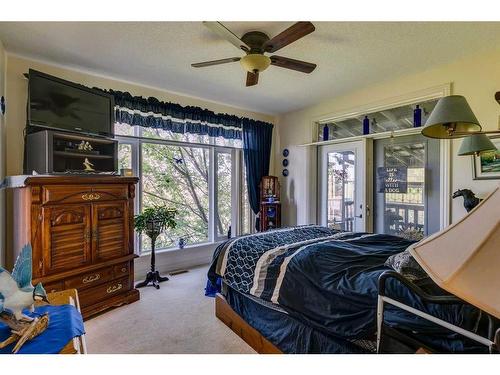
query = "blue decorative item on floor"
(322, 124, 329, 141)
(178, 237, 186, 249)
(413, 104, 422, 127)
(363, 116, 370, 135)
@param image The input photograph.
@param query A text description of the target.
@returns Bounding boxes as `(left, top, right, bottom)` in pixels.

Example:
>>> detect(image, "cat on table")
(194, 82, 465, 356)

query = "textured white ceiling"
(1, 22, 500, 115)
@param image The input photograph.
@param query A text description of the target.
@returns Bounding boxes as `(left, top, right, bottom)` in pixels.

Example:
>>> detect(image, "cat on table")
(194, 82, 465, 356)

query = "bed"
(206, 225, 493, 354)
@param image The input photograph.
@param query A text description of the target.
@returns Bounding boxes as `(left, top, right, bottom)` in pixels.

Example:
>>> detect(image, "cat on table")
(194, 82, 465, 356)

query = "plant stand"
(135, 233, 169, 290)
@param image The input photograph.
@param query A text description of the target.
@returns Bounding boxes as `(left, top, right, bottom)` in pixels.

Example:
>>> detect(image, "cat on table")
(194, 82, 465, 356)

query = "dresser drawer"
(43, 184, 128, 204)
(43, 280, 65, 294)
(43, 185, 94, 204)
(65, 266, 114, 290)
(78, 277, 130, 307)
(91, 185, 128, 201)
(113, 262, 130, 278)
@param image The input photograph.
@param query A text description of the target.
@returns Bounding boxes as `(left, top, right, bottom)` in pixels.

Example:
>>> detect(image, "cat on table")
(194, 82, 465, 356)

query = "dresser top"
(2, 175, 138, 188)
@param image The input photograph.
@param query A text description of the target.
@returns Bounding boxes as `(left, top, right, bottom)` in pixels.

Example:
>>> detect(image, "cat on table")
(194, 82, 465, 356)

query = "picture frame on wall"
(472, 135, 500, 180)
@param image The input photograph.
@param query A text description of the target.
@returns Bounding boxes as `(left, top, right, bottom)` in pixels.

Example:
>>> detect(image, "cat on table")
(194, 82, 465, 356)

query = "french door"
(373, 134, 441, 239)
(318, 141, 367, 232)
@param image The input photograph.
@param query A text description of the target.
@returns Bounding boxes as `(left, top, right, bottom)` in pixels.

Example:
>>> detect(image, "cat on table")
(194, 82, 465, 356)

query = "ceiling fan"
(192, 21, 317, 87)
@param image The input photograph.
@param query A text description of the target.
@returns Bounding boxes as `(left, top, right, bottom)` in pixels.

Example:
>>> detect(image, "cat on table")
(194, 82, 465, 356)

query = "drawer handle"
(82, 274, 101, 284)
(120, 267, 127, 273)
(81, 193, 101, 201)
(106, 283, 123, 294)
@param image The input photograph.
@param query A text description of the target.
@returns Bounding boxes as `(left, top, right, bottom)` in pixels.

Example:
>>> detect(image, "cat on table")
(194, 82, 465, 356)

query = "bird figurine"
(452, 188, 482, 213)
(0, 244, 49, 321)
(82, 158, 95, 172)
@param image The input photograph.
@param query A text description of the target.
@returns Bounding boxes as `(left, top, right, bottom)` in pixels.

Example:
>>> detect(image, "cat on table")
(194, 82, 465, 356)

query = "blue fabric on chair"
(0, 304, 85, 354)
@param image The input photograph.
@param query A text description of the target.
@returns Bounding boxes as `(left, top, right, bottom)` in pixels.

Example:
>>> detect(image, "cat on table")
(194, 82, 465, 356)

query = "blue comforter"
(208, 226, 481, 350)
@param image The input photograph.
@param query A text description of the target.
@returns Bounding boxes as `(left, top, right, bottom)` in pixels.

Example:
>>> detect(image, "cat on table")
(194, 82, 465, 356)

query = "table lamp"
(409, 186, 500, 319)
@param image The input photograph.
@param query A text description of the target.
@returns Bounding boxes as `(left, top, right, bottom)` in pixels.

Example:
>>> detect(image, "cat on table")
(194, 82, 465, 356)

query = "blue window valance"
(97, 89, 272, 141)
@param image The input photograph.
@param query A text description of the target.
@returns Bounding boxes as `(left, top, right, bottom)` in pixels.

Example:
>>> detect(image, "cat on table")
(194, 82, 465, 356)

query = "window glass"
(241, 159, 252, 235)
(318, 99, 439, 141)
(327, 151, 355, 231)
(141, 127, 211, 145)
(382, 143, 425, 240)
(118, 144, 132, 170)
(215, 136, 243, 149)
(216, 152, 232, 238)
(114, 122, 135, 136)
(141, 143, 210, 250)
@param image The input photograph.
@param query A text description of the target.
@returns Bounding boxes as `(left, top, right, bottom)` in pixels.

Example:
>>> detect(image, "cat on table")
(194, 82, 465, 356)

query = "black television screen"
(28, 69, 114, 136)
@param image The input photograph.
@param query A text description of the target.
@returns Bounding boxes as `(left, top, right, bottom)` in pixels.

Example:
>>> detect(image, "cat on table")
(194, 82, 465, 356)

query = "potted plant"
(134, 205, 177, 289)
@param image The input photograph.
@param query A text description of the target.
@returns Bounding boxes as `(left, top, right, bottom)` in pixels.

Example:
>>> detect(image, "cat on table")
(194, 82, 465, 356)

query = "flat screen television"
(28, 69, 114, 137)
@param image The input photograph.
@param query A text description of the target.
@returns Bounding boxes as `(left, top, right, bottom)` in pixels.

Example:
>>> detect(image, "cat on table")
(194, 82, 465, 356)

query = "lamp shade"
(409, 186, 500, 319)
(458, 134, 497, 156)
(421, 95, 482, 139)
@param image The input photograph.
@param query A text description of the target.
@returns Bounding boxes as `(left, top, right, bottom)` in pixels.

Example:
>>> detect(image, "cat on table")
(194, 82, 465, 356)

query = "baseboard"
(134, 243, 217, 279)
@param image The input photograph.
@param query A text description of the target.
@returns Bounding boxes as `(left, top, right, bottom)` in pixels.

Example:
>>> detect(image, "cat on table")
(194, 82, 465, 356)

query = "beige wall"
(276, 48, 500, 226)
(0, 40, 5, 266)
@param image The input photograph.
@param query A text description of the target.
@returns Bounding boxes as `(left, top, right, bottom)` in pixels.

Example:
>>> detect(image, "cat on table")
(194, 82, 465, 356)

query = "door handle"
(355, 214, 363, 219)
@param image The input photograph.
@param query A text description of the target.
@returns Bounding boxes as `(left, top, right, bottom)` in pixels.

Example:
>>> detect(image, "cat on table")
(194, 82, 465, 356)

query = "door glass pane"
(216, 152, 232, 238)
(327, 151, 355, 231)
(141, 143, 209, 251)
(382, 143, 425, 240)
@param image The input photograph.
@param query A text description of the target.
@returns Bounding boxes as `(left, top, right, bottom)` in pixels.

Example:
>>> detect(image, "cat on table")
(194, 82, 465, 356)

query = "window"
(317, 99, 439, 141)
(216, 151, 232, 238)
(240, 160, 253, 235)
(141, 142, 210, 250)
(118, 144, 132, 170)
(115, 123, 248, 253)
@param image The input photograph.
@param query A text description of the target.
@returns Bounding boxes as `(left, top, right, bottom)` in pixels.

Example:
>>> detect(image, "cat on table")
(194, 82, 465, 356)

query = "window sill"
(139, 240, 224, 257)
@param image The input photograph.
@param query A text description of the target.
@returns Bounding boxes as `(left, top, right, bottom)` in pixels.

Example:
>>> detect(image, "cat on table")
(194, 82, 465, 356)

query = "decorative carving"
(50, 210, 83, 226)
(98, 207, 123, 220)
(129, 184, 136, 199)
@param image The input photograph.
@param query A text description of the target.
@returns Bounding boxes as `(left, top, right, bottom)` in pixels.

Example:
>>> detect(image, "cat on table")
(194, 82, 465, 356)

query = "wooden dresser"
(8, 176, 139, 319)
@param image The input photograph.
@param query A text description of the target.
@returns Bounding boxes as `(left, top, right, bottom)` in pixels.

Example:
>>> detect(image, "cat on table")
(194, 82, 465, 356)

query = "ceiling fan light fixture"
(240, 54, 271, 73)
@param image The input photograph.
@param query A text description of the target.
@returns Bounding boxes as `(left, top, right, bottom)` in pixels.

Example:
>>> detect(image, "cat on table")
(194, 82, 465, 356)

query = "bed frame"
(215, 294, 282, 354)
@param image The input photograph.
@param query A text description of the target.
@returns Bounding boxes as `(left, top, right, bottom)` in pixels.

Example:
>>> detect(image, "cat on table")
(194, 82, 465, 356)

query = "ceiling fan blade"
(270, 55, 317, 73)
(263, 22, 315, 53)
(203, 21, 249, 52)
(246, 71, 259, 87)
(191, 57, 241, 68)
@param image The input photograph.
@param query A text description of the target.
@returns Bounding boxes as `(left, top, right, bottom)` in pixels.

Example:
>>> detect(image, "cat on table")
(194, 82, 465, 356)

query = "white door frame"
(318, 140, 369, 232)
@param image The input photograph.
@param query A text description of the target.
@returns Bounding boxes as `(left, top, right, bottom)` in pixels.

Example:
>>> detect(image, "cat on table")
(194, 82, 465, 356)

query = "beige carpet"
(84, 265, 256, 354)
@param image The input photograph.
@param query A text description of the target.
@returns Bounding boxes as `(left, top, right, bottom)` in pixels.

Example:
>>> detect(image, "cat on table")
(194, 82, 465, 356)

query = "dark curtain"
(242, 119, 274, 230)
(96, 88, 244, 140)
